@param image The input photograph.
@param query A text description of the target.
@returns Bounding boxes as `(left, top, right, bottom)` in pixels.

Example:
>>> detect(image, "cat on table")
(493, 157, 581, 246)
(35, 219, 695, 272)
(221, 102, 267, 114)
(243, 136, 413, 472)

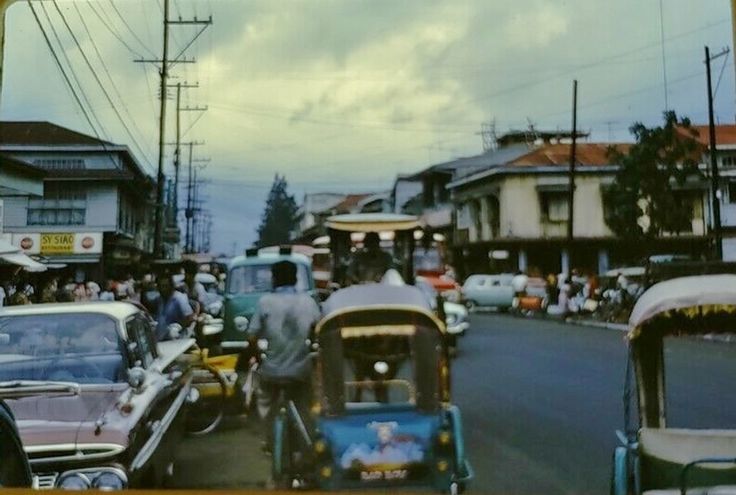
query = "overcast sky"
(1, 0, 734, 253)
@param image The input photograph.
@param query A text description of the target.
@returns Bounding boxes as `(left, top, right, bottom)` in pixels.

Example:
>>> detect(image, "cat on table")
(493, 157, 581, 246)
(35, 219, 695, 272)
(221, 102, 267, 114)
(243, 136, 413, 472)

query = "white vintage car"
(415, 277, 469, 349)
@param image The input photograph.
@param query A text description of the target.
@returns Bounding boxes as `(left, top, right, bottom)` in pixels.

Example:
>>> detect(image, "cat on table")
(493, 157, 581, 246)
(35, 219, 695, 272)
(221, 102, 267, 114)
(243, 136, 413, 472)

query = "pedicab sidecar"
(271, 283, 472, 493)
(611, 274, 736, 495)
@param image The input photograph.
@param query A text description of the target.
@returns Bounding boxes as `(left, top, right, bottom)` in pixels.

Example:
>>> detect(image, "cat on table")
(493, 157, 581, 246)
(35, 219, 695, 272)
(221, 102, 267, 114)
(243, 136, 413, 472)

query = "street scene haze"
(0, 1, 736, 494)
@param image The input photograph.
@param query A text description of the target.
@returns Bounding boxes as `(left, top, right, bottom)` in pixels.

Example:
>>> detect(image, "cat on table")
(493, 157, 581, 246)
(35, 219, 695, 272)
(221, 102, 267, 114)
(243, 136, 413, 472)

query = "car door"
(486, 276, 514, 306)
(463, 276, 486, 305)
(125, 313, 186, 485)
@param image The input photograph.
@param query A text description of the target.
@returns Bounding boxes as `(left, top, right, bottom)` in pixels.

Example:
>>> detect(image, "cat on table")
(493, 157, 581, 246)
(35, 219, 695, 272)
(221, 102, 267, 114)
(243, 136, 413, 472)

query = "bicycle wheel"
(185, 362, 227, 436)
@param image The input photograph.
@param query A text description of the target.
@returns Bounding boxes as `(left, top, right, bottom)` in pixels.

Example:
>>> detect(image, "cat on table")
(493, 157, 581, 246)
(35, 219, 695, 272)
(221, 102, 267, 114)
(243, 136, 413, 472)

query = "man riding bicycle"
(247, 260, 321, 453)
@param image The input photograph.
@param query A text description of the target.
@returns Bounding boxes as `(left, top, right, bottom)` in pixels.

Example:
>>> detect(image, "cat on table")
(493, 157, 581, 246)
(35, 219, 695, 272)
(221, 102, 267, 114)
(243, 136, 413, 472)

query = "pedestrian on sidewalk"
(248, 260, 321, 453)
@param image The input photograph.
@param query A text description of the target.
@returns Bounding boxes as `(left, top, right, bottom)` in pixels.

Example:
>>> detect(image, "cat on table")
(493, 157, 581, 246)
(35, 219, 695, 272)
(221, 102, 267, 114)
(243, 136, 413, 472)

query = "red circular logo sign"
(20, 237, 33, 250)
(81, 236, 94, 249)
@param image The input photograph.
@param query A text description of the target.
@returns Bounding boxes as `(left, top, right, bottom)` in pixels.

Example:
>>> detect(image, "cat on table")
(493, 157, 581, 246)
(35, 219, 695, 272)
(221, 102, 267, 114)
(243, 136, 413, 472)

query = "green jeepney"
(221, 249, 316, 352)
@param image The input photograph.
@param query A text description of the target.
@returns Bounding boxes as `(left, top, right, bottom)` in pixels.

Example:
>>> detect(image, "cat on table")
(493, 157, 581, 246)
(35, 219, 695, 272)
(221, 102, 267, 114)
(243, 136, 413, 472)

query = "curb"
(564, 318, 628, 333)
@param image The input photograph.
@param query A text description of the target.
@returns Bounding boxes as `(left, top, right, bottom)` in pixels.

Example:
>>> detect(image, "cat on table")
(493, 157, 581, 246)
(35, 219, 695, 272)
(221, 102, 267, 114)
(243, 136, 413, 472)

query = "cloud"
(1, 0, 733, 251)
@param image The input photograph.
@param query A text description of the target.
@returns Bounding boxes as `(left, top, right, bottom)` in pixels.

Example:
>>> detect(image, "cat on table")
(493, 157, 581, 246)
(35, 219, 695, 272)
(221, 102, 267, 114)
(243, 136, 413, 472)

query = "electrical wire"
(71, 1, 157, 172)
(85, 0, 144, 59)
(106, 0, 157, 58)
(37, 1, 110, 140)
(27, 0, 107, 148)
(52, 0, 155, 173)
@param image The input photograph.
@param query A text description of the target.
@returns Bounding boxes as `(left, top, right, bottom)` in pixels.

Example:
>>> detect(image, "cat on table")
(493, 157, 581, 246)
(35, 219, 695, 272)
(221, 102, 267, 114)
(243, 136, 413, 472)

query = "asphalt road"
(171, 313, 736, 494)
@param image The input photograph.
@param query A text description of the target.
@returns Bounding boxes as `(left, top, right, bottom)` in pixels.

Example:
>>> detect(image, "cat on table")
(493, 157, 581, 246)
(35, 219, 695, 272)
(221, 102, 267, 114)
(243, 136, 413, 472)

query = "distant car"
(415, 277, 469, 349)
(0, 302, 195, 490)
(461, 273, 515, 311)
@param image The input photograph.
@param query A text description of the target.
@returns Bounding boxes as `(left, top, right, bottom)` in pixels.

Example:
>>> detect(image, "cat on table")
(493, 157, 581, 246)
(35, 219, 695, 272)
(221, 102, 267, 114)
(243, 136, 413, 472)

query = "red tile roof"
(509, 142, 631, 167)
(689, 124, 736, 146)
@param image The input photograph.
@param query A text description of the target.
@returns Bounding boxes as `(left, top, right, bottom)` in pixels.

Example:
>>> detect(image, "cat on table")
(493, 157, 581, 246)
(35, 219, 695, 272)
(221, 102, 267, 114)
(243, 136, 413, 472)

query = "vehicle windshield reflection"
(0, 314, 122, 384)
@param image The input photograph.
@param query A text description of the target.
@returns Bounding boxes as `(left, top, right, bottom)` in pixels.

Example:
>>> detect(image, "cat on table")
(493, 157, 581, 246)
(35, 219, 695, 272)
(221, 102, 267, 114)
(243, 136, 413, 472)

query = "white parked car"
(461, 273, 515, 311)
(415, 277, 469, 350)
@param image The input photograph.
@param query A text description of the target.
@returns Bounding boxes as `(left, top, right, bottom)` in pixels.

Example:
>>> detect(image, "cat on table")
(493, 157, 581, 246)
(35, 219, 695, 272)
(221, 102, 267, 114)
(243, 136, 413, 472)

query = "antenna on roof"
(477, 119, 497, 152)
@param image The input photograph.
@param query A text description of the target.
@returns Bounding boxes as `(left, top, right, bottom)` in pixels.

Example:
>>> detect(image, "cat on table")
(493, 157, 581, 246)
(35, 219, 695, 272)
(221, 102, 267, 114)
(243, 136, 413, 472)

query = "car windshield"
(227, 263, 310, 294)
(0, 313, 123, 384)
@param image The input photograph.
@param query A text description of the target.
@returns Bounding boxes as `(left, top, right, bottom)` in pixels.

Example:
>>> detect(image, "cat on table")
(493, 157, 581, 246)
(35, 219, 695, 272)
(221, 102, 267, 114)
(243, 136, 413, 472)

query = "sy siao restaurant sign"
(13, 233, 103, 256)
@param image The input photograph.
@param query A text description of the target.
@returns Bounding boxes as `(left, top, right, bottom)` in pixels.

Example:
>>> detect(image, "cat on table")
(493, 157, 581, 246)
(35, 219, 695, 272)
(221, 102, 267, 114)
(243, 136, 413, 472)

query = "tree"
(256, 174, 298, 247)
(603, 111, 703, 239)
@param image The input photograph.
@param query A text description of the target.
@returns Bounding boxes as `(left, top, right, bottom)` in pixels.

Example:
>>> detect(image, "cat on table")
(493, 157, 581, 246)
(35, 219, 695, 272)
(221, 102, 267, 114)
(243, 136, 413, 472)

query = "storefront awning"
(0, 252, 46, 271)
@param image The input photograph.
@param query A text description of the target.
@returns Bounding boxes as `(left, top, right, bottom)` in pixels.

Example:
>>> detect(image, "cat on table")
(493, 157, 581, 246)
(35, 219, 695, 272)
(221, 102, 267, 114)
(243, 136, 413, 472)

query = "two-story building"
(690, 124, 736, 261)
(0, 121, 155, 280)
(447, 140, 710, 277)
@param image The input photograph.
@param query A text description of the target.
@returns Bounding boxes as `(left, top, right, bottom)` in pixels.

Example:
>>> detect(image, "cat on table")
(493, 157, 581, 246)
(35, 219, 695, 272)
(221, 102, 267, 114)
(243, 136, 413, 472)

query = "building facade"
(448, 141, 709, 277)
(0, 122, 155, 280)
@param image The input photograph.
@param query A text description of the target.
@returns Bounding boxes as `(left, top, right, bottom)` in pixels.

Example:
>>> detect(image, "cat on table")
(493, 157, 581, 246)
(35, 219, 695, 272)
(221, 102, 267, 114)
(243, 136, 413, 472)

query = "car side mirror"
(128, 367, 146, 392)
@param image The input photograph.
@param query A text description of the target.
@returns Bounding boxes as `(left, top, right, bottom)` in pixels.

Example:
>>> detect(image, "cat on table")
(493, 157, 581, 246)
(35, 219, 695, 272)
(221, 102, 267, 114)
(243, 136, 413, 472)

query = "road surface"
(172, 313, 736, 493)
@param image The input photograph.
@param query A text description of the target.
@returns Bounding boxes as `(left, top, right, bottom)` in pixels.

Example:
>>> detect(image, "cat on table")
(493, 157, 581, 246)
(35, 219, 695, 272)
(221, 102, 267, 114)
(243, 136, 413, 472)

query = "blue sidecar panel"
(318, 408, 442, 488)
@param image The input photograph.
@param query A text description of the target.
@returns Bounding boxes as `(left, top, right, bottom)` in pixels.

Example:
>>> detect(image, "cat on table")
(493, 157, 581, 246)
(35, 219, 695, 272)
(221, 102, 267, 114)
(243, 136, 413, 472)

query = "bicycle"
(181, 345, 230, 436)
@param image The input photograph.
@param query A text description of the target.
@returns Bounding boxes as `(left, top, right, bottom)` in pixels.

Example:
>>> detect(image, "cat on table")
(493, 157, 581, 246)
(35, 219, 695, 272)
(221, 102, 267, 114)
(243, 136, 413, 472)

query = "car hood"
(7, 385, 131, 450)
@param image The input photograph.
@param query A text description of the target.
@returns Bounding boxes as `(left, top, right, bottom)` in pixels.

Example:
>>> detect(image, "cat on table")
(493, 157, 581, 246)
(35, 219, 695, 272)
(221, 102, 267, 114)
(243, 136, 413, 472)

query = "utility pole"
(705, 46, 729, 260)
(135, 2, 212, 258)
(568, 80, 578, 245)
(181, 143, 207, 252)
(166, 82, 205, 218)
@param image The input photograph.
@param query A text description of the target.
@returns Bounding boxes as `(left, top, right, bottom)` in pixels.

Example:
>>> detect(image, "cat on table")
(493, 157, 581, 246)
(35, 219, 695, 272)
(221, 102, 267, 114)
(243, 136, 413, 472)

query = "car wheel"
(464, 300, 477, 312)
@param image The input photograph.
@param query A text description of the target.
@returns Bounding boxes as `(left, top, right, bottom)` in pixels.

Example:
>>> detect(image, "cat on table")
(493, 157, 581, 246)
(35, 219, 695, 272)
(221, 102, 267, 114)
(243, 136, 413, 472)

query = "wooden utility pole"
(705, 46, 727, 260)
(568, 80, 578, 244)
(135, 3, 211, 258)
(152, 0, 170, 259)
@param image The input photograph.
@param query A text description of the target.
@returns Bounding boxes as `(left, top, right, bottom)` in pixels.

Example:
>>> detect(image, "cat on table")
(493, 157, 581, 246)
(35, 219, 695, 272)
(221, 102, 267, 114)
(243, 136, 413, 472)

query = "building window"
(729, 182, 736, 204)
(723, 156, 736, 168)
(540, 192, 568, 222)
(33, 159, 85, 170)
(27, 183, 86, 226)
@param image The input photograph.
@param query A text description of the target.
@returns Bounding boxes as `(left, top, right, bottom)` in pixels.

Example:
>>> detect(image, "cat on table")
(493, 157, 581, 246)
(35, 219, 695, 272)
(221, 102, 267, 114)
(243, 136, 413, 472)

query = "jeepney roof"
(0, 301, 140, 321)
(325, 213, 421, 233)
(229, 252, 311, 268)
(628, 274, 736, 339)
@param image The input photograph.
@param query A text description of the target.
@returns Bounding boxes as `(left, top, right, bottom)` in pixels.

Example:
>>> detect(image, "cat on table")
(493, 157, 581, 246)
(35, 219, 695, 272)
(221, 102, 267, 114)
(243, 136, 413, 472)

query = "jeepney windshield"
(227, 263, 310, 294)
(0, 313, 123, 384)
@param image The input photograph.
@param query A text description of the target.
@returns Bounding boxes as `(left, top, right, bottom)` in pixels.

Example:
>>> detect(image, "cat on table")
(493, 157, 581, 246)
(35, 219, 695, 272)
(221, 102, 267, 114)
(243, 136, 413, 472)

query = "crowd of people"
(0, 261, 227, 341)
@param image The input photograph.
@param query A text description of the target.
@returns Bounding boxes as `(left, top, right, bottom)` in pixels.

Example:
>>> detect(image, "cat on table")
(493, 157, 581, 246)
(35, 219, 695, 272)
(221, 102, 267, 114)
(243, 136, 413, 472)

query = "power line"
(37, 1, 110, 140)
(106, 0, 157, 58)
(52, 0, 155, 174)
(85, 0, 144, 59)
(71, 1, 156, 172)
(27, 0, 106, 147)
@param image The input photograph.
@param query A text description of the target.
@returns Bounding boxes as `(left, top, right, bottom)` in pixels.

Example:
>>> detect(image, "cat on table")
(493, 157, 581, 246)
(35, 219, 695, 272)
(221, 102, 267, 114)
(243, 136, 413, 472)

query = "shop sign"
(41, 233, 75, 254)
(12, 232, 103, 256)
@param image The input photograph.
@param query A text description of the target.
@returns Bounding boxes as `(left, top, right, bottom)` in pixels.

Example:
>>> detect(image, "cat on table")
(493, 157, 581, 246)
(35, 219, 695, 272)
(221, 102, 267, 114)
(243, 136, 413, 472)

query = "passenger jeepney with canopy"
(271, 283, 472, 493)
(611, 274, 736, 495)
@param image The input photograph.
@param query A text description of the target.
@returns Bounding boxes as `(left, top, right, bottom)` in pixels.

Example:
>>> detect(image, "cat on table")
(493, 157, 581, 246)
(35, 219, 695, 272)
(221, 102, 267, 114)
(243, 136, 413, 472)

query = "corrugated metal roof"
(0, 121, 115, 147)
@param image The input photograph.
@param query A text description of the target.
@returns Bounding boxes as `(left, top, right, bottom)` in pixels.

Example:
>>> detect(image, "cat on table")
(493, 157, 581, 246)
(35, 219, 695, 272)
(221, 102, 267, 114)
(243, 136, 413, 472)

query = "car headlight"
(92, 471, 126, 491)
(58, 473, 91, 490)
(234, 315, 249, 332)
(57, 469, 127, 491)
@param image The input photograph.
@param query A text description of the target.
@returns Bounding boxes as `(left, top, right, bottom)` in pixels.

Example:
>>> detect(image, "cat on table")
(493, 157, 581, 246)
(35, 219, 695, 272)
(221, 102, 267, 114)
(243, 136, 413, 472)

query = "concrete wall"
(4, 182, 119, 233)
